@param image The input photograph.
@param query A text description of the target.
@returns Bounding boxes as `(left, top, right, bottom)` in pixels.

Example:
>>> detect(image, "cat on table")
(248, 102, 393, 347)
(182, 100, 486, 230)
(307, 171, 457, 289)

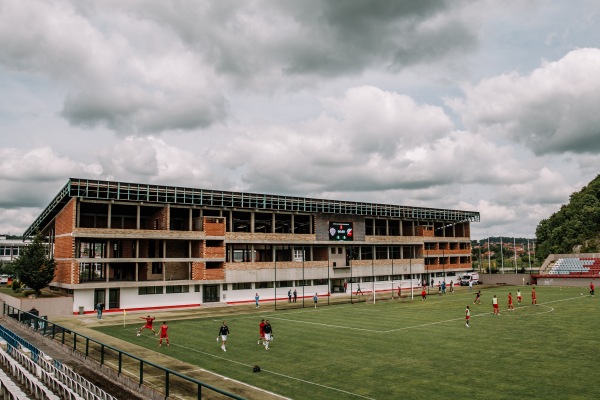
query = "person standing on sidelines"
(468, 279, 473, 292)
(532, 286, 537, 306)
(590, 281, 595, 297)
(288, 289, 292, 302)
(465, 305, 471, 328)
(138, 315, 157, 336)
(263, 320, 273, 350)
(217, 321, 230, 352)
(492, 295, 500, 315)
(293, 288, 297, 303)
(258, 319, 266, 345)
(96, 302, 103, 320)
(158, 321, 169, 347)
(507, 292, 514, 310)
(255, 293, 260, 308)
(449, 280, 454, 293)
(517, 289, 522, 305)
(313, 293, 318, 308)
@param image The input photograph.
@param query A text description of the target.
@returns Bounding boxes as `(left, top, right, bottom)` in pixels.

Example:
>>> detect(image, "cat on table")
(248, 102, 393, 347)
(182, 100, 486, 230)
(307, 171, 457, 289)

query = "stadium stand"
(0, 325, 116, 400)
(547, 257, 600, 277)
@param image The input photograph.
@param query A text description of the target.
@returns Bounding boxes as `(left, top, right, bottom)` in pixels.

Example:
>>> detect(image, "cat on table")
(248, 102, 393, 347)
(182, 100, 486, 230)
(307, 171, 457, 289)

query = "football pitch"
(95, 286, 598, 399)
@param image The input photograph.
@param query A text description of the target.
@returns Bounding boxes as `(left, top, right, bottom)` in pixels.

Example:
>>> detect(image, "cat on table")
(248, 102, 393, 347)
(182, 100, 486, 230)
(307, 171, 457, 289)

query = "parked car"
(459, 272, 480, 286)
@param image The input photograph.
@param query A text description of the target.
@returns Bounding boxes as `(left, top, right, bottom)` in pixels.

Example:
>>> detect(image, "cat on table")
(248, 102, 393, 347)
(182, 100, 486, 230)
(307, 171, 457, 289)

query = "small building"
(0, 236, 31, 264)
(23, 178, 480, 314)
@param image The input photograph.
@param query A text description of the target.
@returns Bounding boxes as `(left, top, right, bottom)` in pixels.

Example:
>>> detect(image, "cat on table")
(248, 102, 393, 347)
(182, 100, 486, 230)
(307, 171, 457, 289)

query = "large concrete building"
(24, 178, 480, 314)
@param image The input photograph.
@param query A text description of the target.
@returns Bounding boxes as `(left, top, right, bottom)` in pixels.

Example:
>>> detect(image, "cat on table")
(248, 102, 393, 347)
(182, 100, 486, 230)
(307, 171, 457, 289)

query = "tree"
(11, 233, 55, 296)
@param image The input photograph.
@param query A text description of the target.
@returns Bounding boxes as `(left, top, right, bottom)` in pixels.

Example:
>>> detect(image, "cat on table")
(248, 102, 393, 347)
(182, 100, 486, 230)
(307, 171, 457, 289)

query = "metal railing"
(2, 304, 246, 400)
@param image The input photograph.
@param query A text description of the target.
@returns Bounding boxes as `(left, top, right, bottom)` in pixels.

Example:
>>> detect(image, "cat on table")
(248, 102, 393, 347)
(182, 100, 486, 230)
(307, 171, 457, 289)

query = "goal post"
(367, 280, 420, 303)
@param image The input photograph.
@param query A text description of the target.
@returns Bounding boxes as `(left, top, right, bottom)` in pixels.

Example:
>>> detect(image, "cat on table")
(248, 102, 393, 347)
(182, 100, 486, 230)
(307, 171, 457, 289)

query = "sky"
(1, 0, 600, 240)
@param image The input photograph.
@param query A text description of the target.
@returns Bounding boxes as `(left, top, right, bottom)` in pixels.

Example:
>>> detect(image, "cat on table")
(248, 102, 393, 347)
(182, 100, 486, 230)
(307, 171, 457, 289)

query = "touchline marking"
(169, 342, 375, 399)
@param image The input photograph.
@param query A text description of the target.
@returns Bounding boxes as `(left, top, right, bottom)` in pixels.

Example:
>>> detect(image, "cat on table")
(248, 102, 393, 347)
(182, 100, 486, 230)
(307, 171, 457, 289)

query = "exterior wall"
(72, 286, 202, 314)
(54, 198, 77, 284)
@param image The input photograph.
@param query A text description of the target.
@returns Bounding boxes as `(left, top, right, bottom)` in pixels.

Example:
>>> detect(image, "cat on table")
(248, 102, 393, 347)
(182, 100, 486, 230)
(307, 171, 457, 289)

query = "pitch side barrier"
(2, 304, 246, 400)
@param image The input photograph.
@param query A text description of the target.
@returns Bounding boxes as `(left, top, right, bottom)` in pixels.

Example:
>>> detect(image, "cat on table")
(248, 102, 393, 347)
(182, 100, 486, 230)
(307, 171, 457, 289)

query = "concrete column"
(107, 203, 112, 229)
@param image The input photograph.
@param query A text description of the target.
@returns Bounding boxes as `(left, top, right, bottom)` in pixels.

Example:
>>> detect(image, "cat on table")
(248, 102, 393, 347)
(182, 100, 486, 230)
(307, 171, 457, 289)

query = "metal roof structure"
(24, 178, 480, 238)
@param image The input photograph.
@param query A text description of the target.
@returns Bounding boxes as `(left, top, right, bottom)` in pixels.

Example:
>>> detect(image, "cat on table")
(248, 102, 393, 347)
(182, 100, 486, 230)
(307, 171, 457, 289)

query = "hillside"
(535, 174, 600, 261)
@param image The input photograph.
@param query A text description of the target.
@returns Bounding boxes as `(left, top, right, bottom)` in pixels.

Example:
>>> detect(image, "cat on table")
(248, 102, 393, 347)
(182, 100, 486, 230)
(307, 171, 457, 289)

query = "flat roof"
(24, 178, 480, 238)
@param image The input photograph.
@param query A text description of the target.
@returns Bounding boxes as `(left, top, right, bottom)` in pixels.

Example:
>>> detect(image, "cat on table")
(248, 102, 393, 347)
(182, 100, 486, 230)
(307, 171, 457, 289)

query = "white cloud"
(448, 48, 600, 155)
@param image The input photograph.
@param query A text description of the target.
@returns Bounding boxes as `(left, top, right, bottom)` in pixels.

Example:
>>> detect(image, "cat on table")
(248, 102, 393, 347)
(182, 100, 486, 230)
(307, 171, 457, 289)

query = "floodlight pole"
(410, 246, 414, 300)
(514, 237, 517, 274)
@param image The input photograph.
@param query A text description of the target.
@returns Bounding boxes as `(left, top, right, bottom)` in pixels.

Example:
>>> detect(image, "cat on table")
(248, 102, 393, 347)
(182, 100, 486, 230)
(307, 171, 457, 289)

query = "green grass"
(95, 286, 598, 399)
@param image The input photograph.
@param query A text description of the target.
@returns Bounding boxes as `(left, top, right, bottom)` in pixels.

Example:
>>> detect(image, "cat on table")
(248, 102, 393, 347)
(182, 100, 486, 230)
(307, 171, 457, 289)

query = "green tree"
(11, 233, 55, 296)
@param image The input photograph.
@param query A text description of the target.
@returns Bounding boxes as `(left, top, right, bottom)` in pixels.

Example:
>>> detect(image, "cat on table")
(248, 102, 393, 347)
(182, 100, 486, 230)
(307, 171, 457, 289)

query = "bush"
(11, 279, 22, 292)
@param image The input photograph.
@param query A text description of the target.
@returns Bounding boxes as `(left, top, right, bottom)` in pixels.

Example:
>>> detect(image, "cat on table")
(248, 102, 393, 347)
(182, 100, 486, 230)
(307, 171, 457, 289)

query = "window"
(376, 276, 389, 281)
(195, 285, 200, 292)
(347, 277, 359, 283)
(276, 280, 294, 288)
(232, 282, 252, 290)
(297, 279, 311, 287)
(362, 276, 373, 282)
(152, 262, 163, 274)
(139, 286, 164, 295)
(313, 279, 327, 285)
(166, 285, 190, 294)
(256, 281, 274, 289)
(294, 249, 305, 262)
(222, 284, 228, 291)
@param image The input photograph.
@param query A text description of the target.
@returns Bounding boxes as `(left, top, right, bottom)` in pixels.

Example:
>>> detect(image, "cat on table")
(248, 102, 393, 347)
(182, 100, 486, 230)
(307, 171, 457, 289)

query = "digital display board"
(328, 222, 353, 241)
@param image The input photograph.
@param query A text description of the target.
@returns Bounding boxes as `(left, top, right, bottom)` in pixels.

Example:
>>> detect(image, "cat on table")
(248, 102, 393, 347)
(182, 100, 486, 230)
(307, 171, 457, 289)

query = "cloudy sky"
(1, 0, 599, 240)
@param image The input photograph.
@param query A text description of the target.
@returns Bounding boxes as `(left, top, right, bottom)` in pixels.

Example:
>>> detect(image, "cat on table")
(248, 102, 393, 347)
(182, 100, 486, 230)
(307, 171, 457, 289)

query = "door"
(203, 285, 219, 302)
(108, 288, 120, 309)
(94, 289, 105, 308)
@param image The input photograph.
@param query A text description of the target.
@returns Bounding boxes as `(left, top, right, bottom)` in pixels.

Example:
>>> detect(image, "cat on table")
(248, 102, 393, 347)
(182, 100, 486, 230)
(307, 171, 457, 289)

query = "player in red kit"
(507, 292, 514, 310)
(158, 322, 169, 346)
(138, 315, 157, 336)
(531, 287, 537, 305)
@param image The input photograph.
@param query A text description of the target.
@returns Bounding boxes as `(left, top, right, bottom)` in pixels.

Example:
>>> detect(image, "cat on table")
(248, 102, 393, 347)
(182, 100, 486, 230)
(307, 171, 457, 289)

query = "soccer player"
(465, 305, 471, 328)
(473, 290, 481, 304)
(258, 319, 265, 345)
(421, 288, 427, 300)
(532, 286, 537, 306)
(138, 315, 156, 336)
(517, 289, 522, 305)
(217, 321, 230, 352)
(508, 292, 514, 310)
(313, 293, 318, 308)
(492, 295, 500, 315)
(255, 293, 260, 308)
(263, 320, 273, 350)
(158, 321, 169, 347)
(590, 281, 595, 297)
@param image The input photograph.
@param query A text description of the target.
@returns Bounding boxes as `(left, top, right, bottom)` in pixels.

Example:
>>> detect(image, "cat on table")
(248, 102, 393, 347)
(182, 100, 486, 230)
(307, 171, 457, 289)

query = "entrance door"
(108, 288, 120, 309)
(203, 285, 219, 303)
(94, 289, 105, 308)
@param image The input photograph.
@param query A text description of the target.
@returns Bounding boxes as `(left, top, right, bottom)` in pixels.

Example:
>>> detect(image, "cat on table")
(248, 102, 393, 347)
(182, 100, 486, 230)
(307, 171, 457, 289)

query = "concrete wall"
(479, 273, 533, 286)
(0, 293, 73, 317)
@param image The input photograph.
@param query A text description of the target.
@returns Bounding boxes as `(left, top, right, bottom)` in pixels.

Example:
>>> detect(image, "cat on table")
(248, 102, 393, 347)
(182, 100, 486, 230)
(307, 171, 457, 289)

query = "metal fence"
(2, 304, 245, 400)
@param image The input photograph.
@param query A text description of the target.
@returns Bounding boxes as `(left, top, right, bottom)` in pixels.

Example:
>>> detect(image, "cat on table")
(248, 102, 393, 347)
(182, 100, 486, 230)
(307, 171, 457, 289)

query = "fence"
(2, 304, 246, 400)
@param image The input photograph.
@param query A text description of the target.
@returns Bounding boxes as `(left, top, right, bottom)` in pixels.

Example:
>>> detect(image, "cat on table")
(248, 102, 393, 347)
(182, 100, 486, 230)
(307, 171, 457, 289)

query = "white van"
(459, 272, 480, 286)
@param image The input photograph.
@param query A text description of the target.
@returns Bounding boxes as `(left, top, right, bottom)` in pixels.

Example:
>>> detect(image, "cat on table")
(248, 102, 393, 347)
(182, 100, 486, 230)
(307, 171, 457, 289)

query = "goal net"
(366, 280, 420, 303)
